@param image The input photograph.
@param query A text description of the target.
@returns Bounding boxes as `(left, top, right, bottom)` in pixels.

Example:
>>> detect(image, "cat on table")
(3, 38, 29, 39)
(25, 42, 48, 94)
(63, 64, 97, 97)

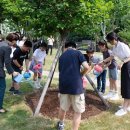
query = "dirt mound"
(25, 89, 107, 119)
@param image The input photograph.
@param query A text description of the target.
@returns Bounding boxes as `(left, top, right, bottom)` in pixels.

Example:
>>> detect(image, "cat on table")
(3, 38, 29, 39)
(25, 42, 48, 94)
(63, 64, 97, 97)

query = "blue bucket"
(23, 72, 31, 79)
(14, 74, 23, 83)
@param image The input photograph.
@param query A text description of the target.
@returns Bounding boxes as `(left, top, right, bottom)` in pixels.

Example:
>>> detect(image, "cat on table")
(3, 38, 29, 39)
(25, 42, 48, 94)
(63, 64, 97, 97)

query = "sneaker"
(127, 107, 130, 112)
(99, 91, 104, 95)
(13, 90, 22, 95)
(57, 121, 64, 130)
(38, 83, 43, 88)
(103, 91, 114, 99)
(34, 81, 39, 89)
(109, 93, 119, 100)
(35, 84, 41, 89)
(118, 105, 123, 109)
(115, 109, 127, 116)
(118, 106, 130, 112)
(9, 87, 15, 92)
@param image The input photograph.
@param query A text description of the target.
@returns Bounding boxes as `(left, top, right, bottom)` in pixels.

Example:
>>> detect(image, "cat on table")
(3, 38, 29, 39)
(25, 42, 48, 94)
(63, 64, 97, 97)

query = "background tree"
(0, 0, 130, 45)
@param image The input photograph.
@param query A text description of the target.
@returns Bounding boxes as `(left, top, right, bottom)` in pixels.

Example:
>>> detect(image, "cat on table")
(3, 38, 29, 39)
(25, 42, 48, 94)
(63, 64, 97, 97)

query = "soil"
(25, 88, 107, 120)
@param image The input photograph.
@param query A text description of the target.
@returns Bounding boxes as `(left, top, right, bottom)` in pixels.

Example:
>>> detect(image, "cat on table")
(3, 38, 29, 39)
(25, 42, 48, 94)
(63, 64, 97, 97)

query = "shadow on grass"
(107, 101, 122, 114)
(0, 109, 57, 130)
(4, 78, 34, 108)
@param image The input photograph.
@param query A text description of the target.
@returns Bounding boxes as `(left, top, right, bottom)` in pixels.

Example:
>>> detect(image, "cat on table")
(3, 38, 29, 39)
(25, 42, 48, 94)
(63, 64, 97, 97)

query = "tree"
(79, 0, 114, 40)
(108, 0, 130, 31)
(1, 0, 130, 44)
(0, 1, 6, 23)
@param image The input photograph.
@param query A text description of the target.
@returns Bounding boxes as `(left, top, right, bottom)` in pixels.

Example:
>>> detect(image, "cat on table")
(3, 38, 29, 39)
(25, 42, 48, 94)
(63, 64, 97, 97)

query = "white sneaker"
(103, 91, 114, 99)
(99, 92, 104, 95)
(115, 109, 127, 116)
(118, 105, 123, 109)
(118, 106, 130, 112)
(37, 78, 42, 88)
(109, 93, 119, 100)
(34, 81, 40, 89)
(38, 83, 42, 88)
(127, 107, 130, 112)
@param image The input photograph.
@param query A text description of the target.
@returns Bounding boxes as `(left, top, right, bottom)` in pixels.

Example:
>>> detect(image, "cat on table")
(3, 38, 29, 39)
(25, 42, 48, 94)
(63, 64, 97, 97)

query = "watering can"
(94, 64, 103, 73)
(33, 64, 42, 70)
(14, 74, 23, 83)
(14, 72, 31, 83)
(23, 72, 31, 79)
(93, 64, 103, 78)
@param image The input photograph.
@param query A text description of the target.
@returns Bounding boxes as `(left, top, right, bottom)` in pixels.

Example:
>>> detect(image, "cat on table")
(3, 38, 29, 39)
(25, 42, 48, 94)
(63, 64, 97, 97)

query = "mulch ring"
(25, 88, 107, 120)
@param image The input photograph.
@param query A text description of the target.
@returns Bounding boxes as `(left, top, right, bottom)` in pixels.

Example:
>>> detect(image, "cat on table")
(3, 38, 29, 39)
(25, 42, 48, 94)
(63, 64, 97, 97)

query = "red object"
(82, 76, 88, 88)
(94, 65, 103, 73)
(33, 64, 42, 70)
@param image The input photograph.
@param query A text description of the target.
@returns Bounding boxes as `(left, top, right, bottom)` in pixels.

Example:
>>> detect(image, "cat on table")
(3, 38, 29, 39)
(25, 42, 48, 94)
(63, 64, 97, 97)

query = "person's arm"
(33, 49, 38, 64)
(81, 61, 90, 76)
(43, 53, 47, 65)
(4, 47, 14, 74)
(13, 59, 23, 70)
(32, 56, 38, 64)
(123, 57, 130, 63)
(25, 59, 30, 71)
(24, 51, 30, 71)
(117, 56, 130, 70)
(52, 38, 54, 42)
(99, 56, 114, 67)
(103, 61, 111, 69)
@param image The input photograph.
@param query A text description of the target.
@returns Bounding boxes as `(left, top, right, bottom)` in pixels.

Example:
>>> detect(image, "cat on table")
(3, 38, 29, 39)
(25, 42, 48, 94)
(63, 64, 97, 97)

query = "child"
(98, 40, 119, 100)
(84, 48, 101, 65)
(9, 40, 32, 95)
(102, 32, 130, 116)
(29, 42, 47, 89)
(84, 48, 107, 94)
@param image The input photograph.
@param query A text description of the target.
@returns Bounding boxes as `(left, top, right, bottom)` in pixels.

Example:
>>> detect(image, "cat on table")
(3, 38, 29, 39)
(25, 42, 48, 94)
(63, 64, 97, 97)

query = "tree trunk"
(59, 30, 69, 52)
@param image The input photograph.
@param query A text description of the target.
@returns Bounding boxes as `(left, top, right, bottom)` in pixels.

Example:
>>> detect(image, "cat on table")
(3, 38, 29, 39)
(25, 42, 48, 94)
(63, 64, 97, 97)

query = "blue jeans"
(0, 78, 6, 109)
(97, 70, 107, 93)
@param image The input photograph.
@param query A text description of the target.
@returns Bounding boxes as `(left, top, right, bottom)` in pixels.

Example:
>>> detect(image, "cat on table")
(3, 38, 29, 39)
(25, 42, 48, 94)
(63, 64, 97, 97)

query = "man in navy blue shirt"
(57, 41, 89, 130)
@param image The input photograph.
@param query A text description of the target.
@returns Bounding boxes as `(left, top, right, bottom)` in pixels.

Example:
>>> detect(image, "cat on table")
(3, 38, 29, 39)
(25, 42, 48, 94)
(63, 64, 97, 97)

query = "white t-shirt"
(47, 38, 54, 46)
(10, 46, 16, 58)
(112, 41, 130, 61)
(18, 40, 24, 47)
(33, 48, 46, 63)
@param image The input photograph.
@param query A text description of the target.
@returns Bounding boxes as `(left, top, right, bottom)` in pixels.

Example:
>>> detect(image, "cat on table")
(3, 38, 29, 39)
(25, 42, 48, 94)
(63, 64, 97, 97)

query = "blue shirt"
(84, 54, 101, 64)
(59, 48, 86, 95)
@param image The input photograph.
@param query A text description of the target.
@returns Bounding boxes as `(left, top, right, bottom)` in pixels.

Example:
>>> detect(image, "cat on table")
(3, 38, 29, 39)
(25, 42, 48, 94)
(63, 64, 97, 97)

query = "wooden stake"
(86, 75, 110, 109)
(34, 46, 62, 116)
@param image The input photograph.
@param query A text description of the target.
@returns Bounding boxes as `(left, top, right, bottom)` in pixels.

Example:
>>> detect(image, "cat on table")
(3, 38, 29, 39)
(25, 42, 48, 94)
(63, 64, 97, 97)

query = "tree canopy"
(0, 0, 130, 43)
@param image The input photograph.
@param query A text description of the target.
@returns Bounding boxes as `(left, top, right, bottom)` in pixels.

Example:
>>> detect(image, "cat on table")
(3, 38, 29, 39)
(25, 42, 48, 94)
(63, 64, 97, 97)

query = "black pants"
(121, 61, 130, 99)
(48, 45, 53, 55)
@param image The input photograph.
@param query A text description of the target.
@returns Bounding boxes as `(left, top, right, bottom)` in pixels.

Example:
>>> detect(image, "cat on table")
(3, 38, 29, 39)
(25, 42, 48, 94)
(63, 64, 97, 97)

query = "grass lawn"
(0, 49, 130, 130)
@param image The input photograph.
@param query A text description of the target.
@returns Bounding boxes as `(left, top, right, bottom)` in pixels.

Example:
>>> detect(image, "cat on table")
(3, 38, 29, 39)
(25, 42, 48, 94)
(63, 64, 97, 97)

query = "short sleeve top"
(112, 41, 130, 61)
(59, 49, 86, 95)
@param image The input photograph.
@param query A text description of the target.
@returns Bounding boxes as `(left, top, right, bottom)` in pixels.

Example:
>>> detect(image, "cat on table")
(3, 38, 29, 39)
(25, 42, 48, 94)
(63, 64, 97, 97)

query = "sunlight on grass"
(43, 49, 59, 72)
